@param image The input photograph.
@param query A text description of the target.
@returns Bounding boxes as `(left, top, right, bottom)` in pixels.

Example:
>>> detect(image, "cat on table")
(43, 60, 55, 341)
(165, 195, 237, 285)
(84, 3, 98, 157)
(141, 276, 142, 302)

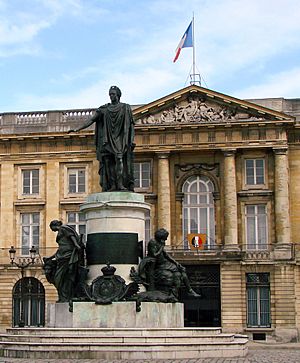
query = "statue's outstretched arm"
(68, 112, 98, 133)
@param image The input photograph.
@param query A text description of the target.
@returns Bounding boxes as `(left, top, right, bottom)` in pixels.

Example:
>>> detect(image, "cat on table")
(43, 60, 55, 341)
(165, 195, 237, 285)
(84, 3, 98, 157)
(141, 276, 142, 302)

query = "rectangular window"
(134, 162, 151, 189)
(22, 169, 39, 195)
(245, 204, 268, 250)
(246, 273, 271, 327)
(245, 159, 265, 185)
(67, 212, 86, 241)
(68, 168, 86, 194)
(21, 212, 40, 255)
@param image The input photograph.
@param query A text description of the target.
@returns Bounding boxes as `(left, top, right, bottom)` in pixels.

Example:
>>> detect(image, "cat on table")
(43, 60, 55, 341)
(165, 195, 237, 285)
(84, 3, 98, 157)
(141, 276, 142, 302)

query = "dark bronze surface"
(86, 232, 139, 265)
(68, 86, 135, 192)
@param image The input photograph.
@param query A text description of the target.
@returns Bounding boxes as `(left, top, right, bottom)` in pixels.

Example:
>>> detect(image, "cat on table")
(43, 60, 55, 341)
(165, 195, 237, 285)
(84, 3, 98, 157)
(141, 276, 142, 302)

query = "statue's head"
(154, 228, 169, 242)
(109, 86, 122, 103)
(49, 219, 63, 231)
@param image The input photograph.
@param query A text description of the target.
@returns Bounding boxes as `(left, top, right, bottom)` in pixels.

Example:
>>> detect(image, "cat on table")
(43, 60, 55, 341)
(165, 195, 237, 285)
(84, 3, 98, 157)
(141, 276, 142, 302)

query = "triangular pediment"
(133, 85, 294, 126)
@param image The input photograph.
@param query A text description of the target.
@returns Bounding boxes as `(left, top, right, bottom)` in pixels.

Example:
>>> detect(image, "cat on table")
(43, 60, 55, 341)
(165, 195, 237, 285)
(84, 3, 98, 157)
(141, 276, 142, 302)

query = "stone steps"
(0, 333, 235, 344)
(6, 327, 223, 336)
(0, 328, 248, 360)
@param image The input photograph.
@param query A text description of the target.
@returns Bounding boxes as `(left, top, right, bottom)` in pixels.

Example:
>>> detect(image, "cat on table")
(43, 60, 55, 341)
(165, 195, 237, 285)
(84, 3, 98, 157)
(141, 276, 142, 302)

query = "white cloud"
(50, 66, 102, 84)
(0, 20, 50, 46)
(0, 0, 108, 57)
(192, 0, 300, 82)
(13, 66, 179, 111)
(234, 67, 300, 99)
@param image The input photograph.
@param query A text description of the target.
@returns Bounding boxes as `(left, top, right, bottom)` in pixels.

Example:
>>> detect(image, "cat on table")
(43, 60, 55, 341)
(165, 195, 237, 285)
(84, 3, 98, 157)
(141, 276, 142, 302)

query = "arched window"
(12, 277, 45, 327)
(182, 175, 215, 248)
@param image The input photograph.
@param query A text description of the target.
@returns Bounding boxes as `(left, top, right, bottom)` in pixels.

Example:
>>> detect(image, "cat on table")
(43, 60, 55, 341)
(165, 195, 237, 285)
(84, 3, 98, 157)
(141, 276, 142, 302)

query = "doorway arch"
(12, 277, 45, 327)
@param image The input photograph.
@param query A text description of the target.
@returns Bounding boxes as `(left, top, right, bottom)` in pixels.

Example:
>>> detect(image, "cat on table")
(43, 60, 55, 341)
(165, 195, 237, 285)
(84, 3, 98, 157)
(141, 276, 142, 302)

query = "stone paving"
(1, 348, 300, 363)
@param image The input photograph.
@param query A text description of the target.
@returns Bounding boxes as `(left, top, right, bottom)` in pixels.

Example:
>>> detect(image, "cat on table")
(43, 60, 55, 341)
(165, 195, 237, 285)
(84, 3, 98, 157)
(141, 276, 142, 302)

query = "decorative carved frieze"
(136, 98, 266, 126)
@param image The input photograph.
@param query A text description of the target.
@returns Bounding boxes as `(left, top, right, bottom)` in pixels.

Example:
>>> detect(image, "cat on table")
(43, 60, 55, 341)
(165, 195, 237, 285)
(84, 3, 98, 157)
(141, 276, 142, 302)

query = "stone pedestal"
(47, 301, 184, 329)
(47, 302, 73, 328)
(80, 192, 150, 283)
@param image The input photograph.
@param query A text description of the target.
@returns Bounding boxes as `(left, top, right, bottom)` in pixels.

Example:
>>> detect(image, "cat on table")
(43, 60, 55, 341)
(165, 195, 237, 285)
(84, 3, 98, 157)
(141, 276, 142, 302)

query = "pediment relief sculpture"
(135, 98, 266, 126)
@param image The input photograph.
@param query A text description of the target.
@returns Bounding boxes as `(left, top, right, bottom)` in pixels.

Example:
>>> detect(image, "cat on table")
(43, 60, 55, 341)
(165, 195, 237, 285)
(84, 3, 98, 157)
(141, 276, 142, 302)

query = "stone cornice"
(0, 131, 93, 141)
(238, 190, 273, 197)
(0, 118, 294, 141)
(134, 118, 295, 129)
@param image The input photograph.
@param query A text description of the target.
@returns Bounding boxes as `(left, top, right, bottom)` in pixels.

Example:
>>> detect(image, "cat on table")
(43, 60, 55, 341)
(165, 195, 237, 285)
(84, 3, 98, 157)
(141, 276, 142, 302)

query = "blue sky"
(1, 0, 300, 112)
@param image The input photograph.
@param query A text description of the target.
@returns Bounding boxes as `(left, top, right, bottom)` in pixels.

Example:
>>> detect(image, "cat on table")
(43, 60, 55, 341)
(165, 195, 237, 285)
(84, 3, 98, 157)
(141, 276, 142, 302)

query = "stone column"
(157, 152, 171, 244)
(223, 149, 239, 250)
(273, 148, 291, 258)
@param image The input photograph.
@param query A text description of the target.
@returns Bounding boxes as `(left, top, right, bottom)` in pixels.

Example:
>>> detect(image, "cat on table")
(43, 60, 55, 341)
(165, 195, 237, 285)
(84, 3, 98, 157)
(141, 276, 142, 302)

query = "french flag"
(173, 21, 193, 63)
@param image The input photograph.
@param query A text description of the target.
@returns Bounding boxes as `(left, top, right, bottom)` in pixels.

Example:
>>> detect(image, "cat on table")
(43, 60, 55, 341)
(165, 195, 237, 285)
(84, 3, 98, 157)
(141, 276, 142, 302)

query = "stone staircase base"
(0, 327, 248, 360)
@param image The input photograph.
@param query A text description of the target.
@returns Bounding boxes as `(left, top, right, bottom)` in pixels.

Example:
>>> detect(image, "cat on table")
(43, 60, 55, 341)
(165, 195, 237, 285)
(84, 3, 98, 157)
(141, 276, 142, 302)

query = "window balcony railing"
(243, 249, 271, 261)
(166, 240, 221, 260)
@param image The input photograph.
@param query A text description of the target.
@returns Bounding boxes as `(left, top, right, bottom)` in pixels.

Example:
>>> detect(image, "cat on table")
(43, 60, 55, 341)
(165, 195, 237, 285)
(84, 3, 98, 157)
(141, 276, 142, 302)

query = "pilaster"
(0, 163, 14, 249)
(157, 152, 171, 244)
(273, 147, 292, 260)
(222, 149, 239, 250)
(45, 161, 60, 247)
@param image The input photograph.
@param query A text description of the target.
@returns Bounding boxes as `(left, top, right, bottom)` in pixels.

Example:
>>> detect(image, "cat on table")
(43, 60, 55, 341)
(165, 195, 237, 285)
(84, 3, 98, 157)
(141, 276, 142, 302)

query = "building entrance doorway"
(180, 264, 221, 327)
(12, 277, 45, 327)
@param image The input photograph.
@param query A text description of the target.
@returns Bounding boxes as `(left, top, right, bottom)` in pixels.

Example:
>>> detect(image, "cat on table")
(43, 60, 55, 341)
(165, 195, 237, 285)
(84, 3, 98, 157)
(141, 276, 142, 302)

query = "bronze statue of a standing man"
(68, 86, 135, 192)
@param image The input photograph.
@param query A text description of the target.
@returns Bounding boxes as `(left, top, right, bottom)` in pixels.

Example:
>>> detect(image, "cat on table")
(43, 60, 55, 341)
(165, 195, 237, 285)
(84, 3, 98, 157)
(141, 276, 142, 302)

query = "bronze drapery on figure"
(43, 220, 85, 303)
(68, 86, 135, 192)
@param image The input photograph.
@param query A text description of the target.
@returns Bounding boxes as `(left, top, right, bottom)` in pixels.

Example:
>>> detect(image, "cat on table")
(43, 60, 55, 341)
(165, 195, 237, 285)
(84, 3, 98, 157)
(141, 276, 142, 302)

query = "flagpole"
(192, 13, 195, 85)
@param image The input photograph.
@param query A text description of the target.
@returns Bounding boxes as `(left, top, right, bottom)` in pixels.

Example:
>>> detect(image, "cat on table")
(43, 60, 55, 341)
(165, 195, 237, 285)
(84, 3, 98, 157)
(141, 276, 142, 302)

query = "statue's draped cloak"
(54, 225, 80, 301)
(95, 102, 135, 160)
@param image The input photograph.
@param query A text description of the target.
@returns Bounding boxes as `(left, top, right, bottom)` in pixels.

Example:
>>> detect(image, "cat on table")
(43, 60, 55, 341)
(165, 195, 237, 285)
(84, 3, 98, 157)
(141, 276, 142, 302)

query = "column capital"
(222, 148, 237, 157)
(175, 192, 184, 202)
(213, 191, 220, 200)
(156, 152, 170, 159)
(273, 147, 288, 155)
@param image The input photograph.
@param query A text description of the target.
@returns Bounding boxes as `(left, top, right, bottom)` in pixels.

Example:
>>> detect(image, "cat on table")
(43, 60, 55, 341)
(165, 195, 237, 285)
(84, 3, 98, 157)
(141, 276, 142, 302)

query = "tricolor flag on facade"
(173, 20, 193, 63)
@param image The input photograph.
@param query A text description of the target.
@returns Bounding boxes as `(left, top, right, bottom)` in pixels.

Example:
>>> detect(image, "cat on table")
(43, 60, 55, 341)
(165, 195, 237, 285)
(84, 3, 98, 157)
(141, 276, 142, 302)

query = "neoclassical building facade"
(0, 85, 300, 342)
